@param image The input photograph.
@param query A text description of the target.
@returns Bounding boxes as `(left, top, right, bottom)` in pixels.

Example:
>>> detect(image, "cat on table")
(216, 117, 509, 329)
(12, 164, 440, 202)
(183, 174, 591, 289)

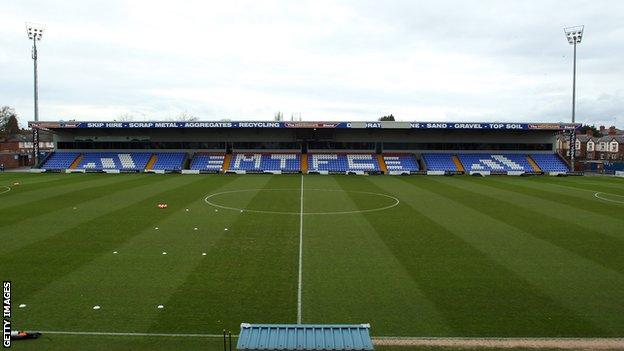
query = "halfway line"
(297, 175, 304, 324)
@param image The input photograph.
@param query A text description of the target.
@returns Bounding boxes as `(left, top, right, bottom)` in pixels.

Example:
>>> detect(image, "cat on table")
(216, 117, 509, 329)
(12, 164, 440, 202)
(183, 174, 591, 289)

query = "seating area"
(190, 153, 225, 172)
(422, 154, 458, 172)
(383, 154, 419, 172)
(76, 152, 151, 171)
(41, 152, 80, 170)
(308, 153, 380, 173)
(530, 154, 569, 173)
(458, 154, 533, 173)
(229, 153, 300, 172)
(151, 153, 187, 171)
(38, 151, 571, 175)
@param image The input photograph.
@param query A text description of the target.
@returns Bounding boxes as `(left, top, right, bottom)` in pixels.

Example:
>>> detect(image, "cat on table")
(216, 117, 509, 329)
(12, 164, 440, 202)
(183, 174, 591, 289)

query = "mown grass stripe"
(394, 177, 624, 335)
(0, 175, 177, 255)
(15, 175, 242, 332)
(302, 175, 452, 336)
(478, 177, 624, 239)
(350, 176, 601, 337)
(1, 176, 209, 301)
(0, 174, 148, 210)
(146, 175, 299, 334)
(425, 177, 624, 274)
(0, 175, 158, 227)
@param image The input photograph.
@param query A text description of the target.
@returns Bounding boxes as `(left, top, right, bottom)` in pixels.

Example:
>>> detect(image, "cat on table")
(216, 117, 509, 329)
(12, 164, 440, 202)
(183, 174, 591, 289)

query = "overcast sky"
(1, 0, 623, 127)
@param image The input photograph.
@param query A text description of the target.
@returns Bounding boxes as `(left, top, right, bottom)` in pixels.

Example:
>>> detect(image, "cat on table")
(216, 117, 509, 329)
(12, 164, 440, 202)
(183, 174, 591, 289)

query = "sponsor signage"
(29, 121, 580, 131)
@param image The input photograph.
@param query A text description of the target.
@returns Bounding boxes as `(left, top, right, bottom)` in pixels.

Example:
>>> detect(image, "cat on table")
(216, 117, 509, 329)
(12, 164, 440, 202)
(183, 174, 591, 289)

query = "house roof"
(236, 324, 374, 351)
(597, 135, 624, 143)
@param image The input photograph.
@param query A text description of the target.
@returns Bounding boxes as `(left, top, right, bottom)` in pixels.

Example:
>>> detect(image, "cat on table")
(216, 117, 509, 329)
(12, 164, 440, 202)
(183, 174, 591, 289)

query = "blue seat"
(308, 154, 380, 172)
(151, 153, 186, 171)
(530, 154, 569, 172)
(383, 154, 419, 172)
(41, 152, 80, 170)
(422, 154, 458, 172)
(458, 153, 533, 172)
(190, 153, 225, 171)
(229, 153, 300, 172)
(76, 152, 151, 171)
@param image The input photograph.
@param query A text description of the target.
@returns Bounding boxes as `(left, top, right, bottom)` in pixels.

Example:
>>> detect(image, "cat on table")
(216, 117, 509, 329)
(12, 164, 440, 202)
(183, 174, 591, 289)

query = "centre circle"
(204, 188, 399, 215)
(594, 192, 624, 204)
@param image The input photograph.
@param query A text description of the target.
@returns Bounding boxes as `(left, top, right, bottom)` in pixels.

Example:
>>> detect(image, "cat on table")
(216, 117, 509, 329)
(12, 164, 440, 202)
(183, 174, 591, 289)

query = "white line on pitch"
(38, 330, 229, 338)
(297, 174, 304, 324)
(0, 186, 11, 195)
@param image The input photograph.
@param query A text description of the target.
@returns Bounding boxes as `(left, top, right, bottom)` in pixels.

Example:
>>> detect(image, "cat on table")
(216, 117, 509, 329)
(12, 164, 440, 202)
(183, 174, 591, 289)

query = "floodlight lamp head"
(564, 25, 584, 45)
(26, 22, 45, 41)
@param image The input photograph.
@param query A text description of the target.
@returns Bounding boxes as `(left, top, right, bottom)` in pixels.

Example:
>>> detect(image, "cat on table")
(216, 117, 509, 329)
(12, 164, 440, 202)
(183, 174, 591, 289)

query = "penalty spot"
(157, 305, 164, 309)
(93, 305, 101, 310)
(19, 304, 26, 308)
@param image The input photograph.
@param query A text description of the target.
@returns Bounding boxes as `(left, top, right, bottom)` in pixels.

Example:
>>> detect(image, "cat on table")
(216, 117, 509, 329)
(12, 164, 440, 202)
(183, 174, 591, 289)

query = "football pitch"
(1, 173, 623, 350)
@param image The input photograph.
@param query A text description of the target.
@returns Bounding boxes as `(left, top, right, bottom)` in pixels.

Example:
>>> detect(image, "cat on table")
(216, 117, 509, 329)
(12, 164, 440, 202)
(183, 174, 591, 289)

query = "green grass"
(1, 173, 623, 350)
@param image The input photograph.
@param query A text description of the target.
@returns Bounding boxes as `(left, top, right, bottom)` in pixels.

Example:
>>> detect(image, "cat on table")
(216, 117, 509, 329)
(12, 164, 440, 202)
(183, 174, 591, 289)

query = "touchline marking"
(594, 192, 624, 204)
(34, 331, 622, 346)
(204, 188, 400, 215)
(297, 175, 304, 324)
(0, 186, 11, 195)
(38, 330, 228, 338)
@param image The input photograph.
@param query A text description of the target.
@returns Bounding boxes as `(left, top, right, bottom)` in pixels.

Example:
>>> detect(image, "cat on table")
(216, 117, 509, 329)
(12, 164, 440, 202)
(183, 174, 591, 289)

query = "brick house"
(0, 131, 54, 169)
(557, 126, 624, 162)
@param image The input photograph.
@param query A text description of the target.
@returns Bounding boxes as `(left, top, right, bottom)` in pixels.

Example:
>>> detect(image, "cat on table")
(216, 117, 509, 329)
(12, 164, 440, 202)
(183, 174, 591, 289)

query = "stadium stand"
(308, 153, 380, 173)
(190, 153, 225, 172)
(530, 154, 569, 173)
(458, 153, 533, 173)
(422, 154, 459, 172)
(383, 154, 419, 173)
(76, 152, 151, 171)
(229, 153, 300, 172)
(41, 152, 80, 170)
(150, 152, 187, 171)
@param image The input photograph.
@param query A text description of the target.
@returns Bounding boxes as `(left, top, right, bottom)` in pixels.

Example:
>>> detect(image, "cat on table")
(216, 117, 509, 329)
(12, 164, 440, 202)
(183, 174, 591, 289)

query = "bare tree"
(117, 113, 135, 122)
(176, 111, 199, 121)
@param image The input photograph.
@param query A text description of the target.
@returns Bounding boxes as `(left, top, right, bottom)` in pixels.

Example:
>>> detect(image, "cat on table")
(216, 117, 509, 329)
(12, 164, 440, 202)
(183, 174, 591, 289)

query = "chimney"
(586, 129, 593, 136)
(608, 126, 616, 136)
(599, 125, 606, 134)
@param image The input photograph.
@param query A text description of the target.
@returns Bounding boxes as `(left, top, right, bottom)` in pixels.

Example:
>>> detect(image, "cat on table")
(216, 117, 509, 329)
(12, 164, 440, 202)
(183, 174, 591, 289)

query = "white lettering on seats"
(270, 154, 296, 169)
(234, 154, 261, 169)
(118, 154, 135, 169)
(311, 154, 337, 170)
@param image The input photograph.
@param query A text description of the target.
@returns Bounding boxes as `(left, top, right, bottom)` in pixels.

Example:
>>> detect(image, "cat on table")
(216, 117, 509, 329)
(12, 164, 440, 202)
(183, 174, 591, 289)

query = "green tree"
(579, 124, 602, 137)
(378, 114, 395, 121)
(0, 106, 20, 138)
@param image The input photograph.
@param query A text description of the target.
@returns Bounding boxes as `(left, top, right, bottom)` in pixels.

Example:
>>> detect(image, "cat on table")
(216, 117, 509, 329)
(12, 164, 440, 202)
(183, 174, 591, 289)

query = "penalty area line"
(38, 330, 230, 338)
(0, 186, 11, 195)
